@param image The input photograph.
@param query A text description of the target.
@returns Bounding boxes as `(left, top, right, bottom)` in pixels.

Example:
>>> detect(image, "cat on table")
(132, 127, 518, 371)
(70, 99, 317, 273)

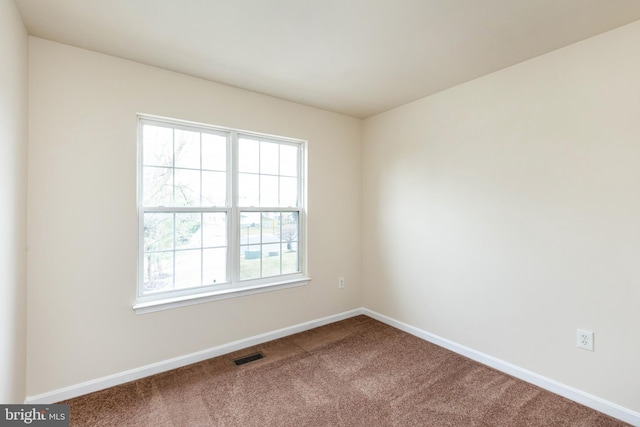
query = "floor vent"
(233, 352, 265, 366)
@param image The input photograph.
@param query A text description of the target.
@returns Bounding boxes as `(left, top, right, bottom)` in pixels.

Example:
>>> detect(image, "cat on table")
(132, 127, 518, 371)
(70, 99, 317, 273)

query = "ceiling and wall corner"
(13, 0, 640, 118)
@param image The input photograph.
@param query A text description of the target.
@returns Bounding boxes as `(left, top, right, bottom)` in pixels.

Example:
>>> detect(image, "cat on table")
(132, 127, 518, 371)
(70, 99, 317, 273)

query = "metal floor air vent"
(233, 352, 265, 366)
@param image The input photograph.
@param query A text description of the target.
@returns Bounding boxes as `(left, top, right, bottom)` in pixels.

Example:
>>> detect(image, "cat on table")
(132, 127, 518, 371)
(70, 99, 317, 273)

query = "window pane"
(174, 129, 200, 169)
(175, 250, 201, 289)
(143, 167, 173, 207)
(175, 213, 201, 250)
(240, 244, 261, 280)
(280, 145, 298, 177)
(174, 168, 200, 207)
(143, 213, 173, 252)
(280, 177, 298, 207)
(143, 125, 173, 167)
(240, 212, 261, 280)
(262, 243, 281, 277)
(284, 211, 298, 269)
(260, 175, 278, 207)
(203, 247, 226, 285)
(282, 212, 299, 246)
(203, 213, 226, 247)
(143, 252, 173, 293)
(260, 141, 279, 175)
(239, 138, 259, 173)
(202, 171, 226, 206)
(261, 212, 279, 243)
(202, 133, 226, 171)
(240, 212, 261, 244)
(239, 173, 259, 207)
(282, 242, 299, 274)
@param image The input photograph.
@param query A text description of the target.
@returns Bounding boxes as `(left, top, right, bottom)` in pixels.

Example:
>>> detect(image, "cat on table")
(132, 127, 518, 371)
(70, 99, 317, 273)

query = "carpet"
(61, 315, 628, 426)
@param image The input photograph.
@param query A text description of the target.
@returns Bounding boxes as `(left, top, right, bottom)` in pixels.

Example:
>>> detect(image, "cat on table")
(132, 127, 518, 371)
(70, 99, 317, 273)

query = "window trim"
(133, 276, 311, 314)
(134, 114, 310, 314)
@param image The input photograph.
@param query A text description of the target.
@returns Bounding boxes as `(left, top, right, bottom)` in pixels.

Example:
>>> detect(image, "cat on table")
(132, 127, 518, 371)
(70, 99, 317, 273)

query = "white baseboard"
(362, 308, 640, 427)
(24, 308, 364, 405)
(24, 306, 639, 426)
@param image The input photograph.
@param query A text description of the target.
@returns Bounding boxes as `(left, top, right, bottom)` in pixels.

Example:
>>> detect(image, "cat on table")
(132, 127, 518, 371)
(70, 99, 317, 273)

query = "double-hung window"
(136, 115, 308, 313)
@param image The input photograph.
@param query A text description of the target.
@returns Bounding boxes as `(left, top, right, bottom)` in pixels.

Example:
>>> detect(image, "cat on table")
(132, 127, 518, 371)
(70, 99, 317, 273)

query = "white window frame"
(134, 115, 309, 314)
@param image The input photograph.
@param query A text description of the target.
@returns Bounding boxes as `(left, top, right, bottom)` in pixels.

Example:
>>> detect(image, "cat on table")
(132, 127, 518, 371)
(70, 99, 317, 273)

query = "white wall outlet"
(338, 277, 345, 289)
(577, 329, 594, 351)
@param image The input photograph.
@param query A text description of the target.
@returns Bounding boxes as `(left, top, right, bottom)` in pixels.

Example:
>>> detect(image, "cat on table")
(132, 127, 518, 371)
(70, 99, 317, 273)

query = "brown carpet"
(61, 315, 628, 426)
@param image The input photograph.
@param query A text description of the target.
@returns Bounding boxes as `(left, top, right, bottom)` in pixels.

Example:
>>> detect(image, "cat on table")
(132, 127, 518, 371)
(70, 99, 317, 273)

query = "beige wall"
(0, 0, 28, 404)
(27, 38, 362, 396)
(363, 21, 640, 412)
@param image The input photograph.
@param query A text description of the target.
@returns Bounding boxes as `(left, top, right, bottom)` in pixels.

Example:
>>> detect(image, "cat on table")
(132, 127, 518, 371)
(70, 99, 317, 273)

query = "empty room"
(2, 0, 639, 425)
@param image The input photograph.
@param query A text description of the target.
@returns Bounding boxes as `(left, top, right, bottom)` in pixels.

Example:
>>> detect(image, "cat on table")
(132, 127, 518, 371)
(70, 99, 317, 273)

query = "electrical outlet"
(576, 329, 594, 351)
(338, 277, 345, 289)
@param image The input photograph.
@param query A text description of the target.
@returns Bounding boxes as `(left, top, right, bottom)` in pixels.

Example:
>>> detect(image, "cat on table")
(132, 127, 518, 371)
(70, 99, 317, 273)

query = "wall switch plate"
(577, 329, 594, 351)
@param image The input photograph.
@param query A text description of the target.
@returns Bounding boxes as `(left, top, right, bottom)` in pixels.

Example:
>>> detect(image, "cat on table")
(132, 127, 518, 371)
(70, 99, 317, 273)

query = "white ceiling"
(14, 0, 640, 118)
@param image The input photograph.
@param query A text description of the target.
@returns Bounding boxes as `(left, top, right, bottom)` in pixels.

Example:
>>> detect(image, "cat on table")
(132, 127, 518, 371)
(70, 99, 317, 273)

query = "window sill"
(133, 276, 311, 315)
